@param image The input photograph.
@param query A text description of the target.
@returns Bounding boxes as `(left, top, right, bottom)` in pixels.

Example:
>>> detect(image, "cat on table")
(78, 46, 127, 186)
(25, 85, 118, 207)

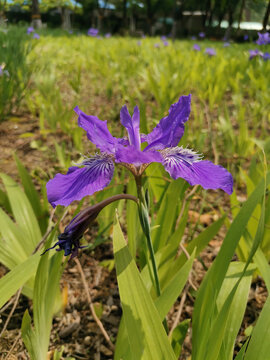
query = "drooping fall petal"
(47, 154, 115, 207)
(162, 147, 233, 194)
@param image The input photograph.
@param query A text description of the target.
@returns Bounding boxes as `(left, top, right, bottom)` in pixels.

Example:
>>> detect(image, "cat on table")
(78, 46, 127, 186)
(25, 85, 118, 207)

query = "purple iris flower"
(249, 49, 263, 60)
(0, 65, 9, 77)
(105, 32, 111, 38)
(88, 28, 99, 37)
(256, 32, 270, 45)
(199, 32, 205, 38)
(163, 40, 169, 46)
(193, 44, 200, 51)
(263, 52, 270, 61)
(244, 34, 249, 41)
(191, 36, 197, 40)
(27, 26, 34, 34)
(154, 43, 160, 48)
(161, 35, 167, 41)
(205, 48, 216, 56)
(33, 33, 40, 39)
(223, 42, 230, 47)
(137, 40, 142, 46)
(46, 95, 233, 208)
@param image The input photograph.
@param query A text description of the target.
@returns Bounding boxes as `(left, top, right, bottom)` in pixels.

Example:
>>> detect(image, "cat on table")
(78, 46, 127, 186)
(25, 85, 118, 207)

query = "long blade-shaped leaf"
(113, 213, 176, 360)
(192, 172, 270, 359)
(0, 173, 41, 250)
(244, 295, 270, 360)
(0, 253, 40, 308)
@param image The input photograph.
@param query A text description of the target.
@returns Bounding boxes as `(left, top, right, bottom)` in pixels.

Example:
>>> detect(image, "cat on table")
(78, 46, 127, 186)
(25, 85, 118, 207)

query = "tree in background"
(32, 0, 42, 28)
(263, 0, 270, 30)
(41, 0, 73, 29)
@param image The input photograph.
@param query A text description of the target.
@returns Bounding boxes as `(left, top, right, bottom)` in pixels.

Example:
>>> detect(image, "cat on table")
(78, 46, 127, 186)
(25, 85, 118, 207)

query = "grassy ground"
(0, 30, 269, 359)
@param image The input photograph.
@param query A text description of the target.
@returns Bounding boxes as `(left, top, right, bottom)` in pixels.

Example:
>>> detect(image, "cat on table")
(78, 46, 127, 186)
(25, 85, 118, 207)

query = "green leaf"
(0, 173, 42, 250)
(192, 172, 270, 360)
(113, 213, 176, 360)
(0, 208, 29, 267)
(22, 233, 64, 360)
(159, 215, 225, 288)
(210, 262, 255, 360)
(0, 187, 11, 213)
(234, 340, 249, 360)
(244, 229, 270, 292)
(0, 253, 40, 308)
(155, 249, 195, 320)
(114, 249, 195, 360)
(170, 319, 190, 358)
(21, 310, 35, 359)
(14, 154, 47, 233)
(244, 295, 270, 360)
(152, 178, 186, 251)
(146, 163, 167, 202)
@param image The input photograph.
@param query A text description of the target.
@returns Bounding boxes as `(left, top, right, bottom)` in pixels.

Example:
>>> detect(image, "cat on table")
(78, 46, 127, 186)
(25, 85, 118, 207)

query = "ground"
(0, 108, 267, 359)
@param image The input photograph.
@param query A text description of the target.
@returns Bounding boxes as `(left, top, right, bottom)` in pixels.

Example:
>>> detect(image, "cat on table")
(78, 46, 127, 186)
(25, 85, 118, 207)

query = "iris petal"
(74, 106, 117, 154)
(145, 95, 191, 151)
(47, 154, 115, 207)
(162, 147, 233, 194)
(115, 145, 163, 166)
(120, 105, 141, 150)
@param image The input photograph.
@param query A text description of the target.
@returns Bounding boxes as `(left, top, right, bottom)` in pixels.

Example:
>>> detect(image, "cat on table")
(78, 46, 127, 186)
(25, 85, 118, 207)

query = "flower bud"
(43, 194, 137, 258)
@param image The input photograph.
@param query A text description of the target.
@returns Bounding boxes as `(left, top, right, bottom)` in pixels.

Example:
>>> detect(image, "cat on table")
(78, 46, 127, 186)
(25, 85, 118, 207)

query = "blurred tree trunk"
(203, 0, 212, 28)
(208, 8, 214, 27)
(263, 0, 270, 30)
(146, 0, 154, 35)
(123, 0, 127, 29)
(224, 6, 234, 40)
(171, 0, 177, 40)
(60, 7, 71, 30)
(172, 0, 183, 41)
(32, 0, 42, 29)
(96, 0, 108, 31)
(237, 0, 246, 30)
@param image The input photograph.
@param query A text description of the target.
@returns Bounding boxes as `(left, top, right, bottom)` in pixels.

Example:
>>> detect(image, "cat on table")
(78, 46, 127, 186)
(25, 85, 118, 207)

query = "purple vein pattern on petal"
(120, 105, 141, 150)
(145, 95, 191, 151)
(115, 145, 163, 166)
(162, 147, 233, 194)
(46, 154, 115, 207)
(74, 106, 117, 154)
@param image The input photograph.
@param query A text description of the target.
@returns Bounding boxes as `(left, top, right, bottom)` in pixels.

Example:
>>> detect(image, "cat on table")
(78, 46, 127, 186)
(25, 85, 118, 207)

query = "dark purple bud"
(43, 194, 137, 258)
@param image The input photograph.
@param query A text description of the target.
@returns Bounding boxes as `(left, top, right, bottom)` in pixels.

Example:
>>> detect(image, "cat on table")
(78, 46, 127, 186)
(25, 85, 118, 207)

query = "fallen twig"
(3, 332, 21, 359)
(75, 258, 115, 351)
(0, 287, 22, 338)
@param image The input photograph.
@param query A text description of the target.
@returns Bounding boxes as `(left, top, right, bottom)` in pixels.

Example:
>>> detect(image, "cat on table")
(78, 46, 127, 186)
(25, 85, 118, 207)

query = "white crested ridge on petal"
(161, 146, 203, 166)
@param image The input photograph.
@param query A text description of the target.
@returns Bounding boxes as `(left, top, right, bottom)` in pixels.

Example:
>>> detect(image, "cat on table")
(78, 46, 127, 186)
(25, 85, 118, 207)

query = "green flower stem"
(145, 229, 161, 297)
(135, 176, 161, 297)
(135, 176, 168, 331)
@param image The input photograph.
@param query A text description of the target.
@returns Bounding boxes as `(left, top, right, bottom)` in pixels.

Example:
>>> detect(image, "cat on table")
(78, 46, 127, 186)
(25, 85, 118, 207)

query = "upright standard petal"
(115, 145, 163, 166)
(145, 95, 191, 151)
(74, 106, 117, 154)
(46, 154, 115, 207)
(120, 105, 141, 150)
(162, 147, 233, 194)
